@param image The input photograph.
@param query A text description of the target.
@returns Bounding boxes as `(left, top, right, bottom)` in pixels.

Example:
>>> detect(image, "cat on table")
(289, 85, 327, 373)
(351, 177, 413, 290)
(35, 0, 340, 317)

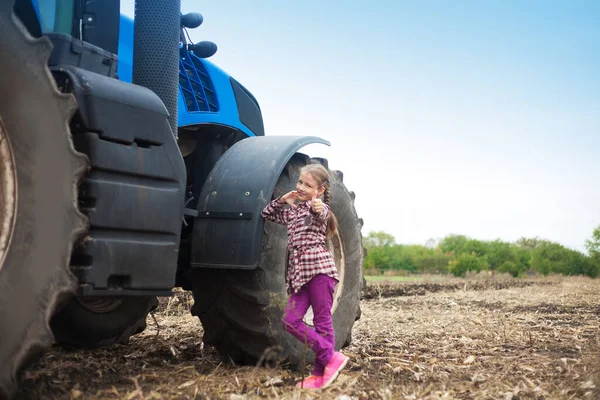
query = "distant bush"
(363, 229, 600, 278)
(497, 260, 526, 277)
(449, 253, 489, 277)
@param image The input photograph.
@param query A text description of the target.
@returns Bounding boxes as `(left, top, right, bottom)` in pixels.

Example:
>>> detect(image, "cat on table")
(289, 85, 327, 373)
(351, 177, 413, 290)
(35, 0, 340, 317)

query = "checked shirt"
(261, 197, 339, 294)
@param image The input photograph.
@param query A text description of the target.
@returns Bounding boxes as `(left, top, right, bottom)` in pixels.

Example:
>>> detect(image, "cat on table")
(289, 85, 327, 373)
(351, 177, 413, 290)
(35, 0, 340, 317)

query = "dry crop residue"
(17, 276, 600, 399)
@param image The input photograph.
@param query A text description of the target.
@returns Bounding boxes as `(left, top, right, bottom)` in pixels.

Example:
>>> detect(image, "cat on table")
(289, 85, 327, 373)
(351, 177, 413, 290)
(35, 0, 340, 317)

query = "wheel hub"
(0, 118, 17, 271)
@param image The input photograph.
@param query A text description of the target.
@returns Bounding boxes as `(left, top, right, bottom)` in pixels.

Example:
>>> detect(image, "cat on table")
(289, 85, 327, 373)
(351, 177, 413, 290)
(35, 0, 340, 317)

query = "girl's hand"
(311, 192, 323, 214)
(280, 190, 299, 208)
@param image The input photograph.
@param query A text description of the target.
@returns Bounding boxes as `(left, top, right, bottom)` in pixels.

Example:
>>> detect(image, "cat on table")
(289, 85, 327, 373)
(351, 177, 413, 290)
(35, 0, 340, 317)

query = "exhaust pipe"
(132, 0, 181, 135)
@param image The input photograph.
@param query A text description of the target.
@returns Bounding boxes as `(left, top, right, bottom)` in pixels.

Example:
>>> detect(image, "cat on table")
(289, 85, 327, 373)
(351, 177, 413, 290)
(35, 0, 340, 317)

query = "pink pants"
(282, 274, 337, 376)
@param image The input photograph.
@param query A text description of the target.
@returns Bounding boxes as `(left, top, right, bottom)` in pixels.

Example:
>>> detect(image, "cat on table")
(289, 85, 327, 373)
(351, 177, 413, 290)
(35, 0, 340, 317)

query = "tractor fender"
(190, 135, 329, 269)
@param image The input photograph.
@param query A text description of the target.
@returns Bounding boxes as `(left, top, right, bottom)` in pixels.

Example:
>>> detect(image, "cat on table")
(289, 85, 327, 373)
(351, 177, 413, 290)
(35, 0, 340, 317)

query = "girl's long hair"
(301, 163, 338, 239)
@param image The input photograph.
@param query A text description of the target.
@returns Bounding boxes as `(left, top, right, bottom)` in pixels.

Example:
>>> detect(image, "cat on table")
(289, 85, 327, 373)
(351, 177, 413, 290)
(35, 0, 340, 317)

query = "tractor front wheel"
(190, 154, 364, 368)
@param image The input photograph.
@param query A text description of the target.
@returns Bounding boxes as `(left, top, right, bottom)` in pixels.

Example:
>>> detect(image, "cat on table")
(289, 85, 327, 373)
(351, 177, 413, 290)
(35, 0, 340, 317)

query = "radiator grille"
(179, 51, 219, 112)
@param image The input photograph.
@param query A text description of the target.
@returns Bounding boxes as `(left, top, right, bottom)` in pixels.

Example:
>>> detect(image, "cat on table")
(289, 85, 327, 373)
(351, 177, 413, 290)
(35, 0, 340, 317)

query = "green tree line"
(364, 226, 600, 278)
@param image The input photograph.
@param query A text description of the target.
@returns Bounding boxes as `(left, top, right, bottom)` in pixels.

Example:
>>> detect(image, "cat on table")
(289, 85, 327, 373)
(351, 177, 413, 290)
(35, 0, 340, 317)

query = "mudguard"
(190, 136, 329, 269)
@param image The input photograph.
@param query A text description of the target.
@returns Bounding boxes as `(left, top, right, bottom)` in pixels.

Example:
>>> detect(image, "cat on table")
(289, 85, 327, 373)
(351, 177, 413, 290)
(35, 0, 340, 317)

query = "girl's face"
(296, 172, 323, 201)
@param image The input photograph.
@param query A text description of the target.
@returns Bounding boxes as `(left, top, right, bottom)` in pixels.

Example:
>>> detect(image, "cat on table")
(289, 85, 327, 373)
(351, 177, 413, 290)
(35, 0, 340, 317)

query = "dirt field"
(17, 276, 600, 399)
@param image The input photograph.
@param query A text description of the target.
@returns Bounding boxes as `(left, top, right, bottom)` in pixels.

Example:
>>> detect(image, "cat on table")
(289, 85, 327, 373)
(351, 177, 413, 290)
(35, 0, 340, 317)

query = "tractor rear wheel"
(190, 154, 364, 368)
(0, 3, 88, 398)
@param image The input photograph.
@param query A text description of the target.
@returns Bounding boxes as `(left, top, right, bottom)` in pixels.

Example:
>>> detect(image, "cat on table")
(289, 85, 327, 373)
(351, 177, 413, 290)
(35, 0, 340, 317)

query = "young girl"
(261, 163, 349, 390)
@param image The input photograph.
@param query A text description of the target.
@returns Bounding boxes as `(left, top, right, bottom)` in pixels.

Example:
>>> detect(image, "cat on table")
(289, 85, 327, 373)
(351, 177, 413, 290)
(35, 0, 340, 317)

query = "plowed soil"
(16, 276, 600, 399)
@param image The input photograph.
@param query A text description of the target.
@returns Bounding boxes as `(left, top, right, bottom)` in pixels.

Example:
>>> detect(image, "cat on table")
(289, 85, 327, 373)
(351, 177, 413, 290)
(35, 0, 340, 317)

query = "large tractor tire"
(0, 3, 88, 398)
(50, 296, 158, 348)
(190, 153, 364, 368)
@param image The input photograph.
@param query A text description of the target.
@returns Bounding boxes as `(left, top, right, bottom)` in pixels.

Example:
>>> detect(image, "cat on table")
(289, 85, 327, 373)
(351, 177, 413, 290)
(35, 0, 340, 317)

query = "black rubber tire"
(190, 153, 364, 368)
(0, 4, 88, 398)
(50, 296, 158, 348)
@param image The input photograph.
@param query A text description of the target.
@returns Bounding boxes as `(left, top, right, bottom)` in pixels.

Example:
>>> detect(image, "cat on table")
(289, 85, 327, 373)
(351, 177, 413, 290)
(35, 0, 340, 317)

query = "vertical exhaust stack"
(132, 0, 181, 135)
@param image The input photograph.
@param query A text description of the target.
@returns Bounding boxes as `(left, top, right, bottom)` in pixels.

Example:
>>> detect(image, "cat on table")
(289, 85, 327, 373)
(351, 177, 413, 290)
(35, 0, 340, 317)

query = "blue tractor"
(0, 1, 364, 397)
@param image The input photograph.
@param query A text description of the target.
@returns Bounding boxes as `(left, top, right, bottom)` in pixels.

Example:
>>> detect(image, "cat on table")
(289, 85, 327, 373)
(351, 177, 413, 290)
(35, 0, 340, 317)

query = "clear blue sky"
(124, 1, 600, 252)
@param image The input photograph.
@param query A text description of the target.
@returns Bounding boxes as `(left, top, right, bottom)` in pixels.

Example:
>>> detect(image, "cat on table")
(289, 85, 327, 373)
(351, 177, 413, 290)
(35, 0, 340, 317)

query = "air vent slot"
(179, 51, 219, 112)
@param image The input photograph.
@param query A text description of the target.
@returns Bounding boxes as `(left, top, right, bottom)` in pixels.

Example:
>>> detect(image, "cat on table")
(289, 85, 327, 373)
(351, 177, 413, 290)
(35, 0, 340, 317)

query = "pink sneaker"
(295, 374, 323, 389)
(321, 352, 349, 388)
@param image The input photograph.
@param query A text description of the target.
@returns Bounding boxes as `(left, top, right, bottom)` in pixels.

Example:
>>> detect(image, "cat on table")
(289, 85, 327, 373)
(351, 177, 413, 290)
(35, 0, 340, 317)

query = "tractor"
(0, 0, 364, 397)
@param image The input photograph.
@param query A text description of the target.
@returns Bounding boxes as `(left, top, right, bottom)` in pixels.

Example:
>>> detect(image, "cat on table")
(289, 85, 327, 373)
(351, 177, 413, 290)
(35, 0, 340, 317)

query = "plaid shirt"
(262, 197, 339, 294)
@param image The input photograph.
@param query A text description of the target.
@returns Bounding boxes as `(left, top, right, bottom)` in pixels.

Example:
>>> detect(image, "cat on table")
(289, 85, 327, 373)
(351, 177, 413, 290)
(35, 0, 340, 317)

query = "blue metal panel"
(117, 14, 254, 136)
(177, 58, 254, 136)
(117, 15, 134, 83)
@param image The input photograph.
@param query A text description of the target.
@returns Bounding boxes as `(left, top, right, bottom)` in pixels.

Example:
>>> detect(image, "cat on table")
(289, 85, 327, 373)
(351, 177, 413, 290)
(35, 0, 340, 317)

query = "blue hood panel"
(118, 15, 255, 136)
